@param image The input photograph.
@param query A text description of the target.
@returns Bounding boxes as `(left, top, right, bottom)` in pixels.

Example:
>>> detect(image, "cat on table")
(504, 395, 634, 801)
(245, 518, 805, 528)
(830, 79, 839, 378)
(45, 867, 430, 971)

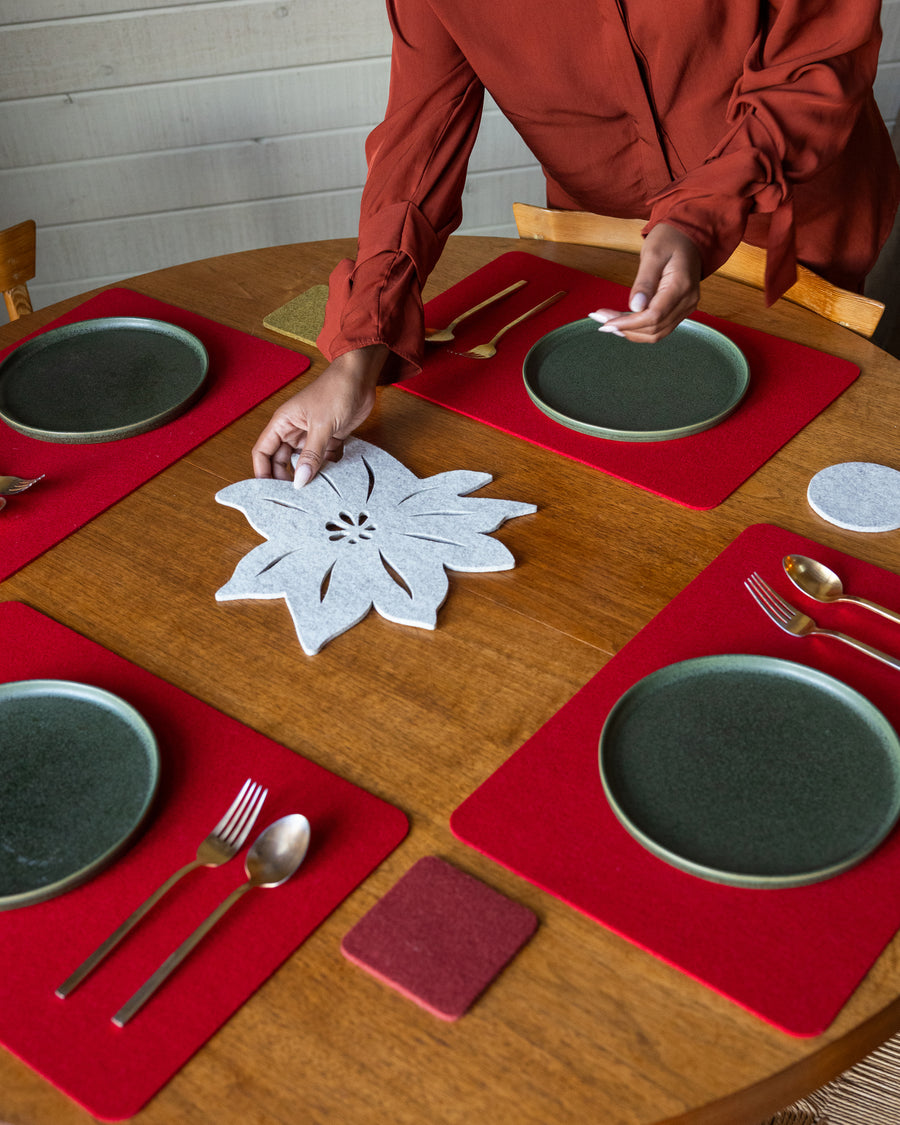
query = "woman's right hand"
(251, 344, 389, 486)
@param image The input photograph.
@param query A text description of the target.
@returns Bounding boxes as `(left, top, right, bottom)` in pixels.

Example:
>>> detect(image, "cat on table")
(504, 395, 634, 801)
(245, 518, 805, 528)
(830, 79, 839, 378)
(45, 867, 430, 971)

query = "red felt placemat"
(0, 601, 408, 1119)
(401, 254, 859, 510)
(0, 289, 310, 581)
(451, 523, 900, 1036)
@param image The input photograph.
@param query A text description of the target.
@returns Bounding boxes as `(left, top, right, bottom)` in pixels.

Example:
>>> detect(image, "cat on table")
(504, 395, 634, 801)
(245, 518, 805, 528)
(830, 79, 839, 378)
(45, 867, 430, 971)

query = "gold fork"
(0, 474, 44, 495)
(56, 778, 268, 997)
(453, 290, 567, 358)
(745, 572, 900, 672)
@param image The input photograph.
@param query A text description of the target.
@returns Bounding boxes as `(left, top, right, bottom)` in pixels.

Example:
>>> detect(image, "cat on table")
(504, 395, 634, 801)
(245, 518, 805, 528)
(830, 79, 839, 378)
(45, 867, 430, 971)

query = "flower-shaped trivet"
(215, 438, 537, 654)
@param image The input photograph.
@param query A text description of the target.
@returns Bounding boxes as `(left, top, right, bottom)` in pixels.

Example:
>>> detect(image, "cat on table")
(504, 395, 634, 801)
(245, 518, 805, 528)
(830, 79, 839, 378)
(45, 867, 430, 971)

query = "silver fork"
(0, 474, 44, 495)
(745, 572, 900, 672)
(56, 778, 268, 998)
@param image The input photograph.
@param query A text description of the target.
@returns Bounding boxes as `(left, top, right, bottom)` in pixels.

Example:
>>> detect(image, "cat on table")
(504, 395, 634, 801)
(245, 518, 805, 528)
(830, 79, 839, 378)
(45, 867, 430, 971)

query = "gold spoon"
(783, 554, 900, 625)
(112, 814, 311, 1027)
(453, 290, 567, 359)
(425, 280, 527, 342)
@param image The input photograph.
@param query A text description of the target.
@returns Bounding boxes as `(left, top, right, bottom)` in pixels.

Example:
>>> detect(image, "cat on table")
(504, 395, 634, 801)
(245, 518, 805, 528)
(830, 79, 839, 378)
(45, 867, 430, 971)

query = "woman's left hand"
(589, 223, 702, 342)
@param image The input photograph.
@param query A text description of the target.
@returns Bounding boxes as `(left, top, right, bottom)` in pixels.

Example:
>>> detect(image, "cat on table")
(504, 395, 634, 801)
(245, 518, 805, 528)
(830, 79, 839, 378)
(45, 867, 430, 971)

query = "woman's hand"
(251, 344, 388, 486)
(589, 223, 702, 342)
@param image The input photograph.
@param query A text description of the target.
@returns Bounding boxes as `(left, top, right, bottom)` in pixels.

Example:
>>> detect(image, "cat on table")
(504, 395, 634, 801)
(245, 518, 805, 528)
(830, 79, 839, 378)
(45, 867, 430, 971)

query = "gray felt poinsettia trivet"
(215, 438, 537, 654)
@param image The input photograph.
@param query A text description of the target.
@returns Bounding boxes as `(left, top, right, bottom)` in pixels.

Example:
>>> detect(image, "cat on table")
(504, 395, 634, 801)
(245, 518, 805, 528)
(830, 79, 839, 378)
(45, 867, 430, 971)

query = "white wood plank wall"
(1, 0, 898, 319)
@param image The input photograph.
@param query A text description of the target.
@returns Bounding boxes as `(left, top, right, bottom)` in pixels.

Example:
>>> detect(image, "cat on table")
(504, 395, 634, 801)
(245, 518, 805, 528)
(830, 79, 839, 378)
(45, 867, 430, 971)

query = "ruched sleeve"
(644, 0, 887, 302)
(318, 0, 485, 381)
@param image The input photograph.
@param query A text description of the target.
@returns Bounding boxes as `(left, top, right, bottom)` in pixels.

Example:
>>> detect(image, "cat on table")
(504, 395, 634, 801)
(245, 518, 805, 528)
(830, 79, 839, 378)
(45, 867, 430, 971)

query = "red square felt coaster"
(341, 856, 538, 1020)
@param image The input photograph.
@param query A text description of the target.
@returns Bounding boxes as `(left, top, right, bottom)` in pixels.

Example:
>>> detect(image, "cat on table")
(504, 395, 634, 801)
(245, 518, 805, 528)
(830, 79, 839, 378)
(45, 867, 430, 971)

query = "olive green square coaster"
(263, 284, 329, 348)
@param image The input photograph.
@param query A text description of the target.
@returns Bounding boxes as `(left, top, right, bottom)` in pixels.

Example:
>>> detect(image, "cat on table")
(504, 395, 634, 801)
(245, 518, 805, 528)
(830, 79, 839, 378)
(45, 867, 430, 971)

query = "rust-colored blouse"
(320, 0, 900, 379)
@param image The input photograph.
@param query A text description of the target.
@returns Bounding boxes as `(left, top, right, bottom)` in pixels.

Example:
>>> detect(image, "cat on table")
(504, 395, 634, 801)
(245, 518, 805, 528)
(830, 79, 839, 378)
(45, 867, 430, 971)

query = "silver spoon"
(112, 813, 311, 1027)
(782, 554, 900, 625)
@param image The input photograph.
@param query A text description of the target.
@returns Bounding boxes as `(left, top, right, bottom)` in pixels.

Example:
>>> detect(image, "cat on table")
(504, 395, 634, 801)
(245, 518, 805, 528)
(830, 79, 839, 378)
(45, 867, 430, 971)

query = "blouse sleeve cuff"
(317, 199, 451, 382)
(318, 251, 426, 384)
(646, 142, 797, 304)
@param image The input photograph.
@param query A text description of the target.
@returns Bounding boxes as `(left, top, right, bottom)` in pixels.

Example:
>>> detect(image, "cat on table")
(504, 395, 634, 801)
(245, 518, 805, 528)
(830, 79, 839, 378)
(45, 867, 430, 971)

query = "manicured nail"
(588, 310, 612, 324)
(293, 463, 312, 489)
(629, 292, 648, 313)
(598, 323, 626, 337)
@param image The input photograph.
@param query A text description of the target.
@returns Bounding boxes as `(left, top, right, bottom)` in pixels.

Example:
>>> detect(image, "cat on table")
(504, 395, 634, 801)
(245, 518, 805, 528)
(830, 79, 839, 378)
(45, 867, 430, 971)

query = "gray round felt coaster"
(807, 462, 900, 532)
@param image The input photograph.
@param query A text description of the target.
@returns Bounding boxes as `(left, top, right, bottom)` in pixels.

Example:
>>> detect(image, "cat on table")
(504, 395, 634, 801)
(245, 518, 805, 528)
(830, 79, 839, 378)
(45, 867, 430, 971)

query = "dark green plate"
(0, 316, 208, 443)
(598, 655, 900, 888)
(0, 680, 160, 909)
(523, 318, 749, 441)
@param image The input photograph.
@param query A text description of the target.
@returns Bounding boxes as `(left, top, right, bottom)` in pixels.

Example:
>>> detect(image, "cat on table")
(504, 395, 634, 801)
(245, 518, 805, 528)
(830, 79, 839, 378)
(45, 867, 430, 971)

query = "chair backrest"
(1, 219, 36, 321)
(513, 203, 884, 338)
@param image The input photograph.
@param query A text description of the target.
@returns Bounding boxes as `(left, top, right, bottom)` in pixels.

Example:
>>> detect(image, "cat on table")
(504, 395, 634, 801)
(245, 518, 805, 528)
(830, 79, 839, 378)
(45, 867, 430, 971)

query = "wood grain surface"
(3, 237, 900, 1125)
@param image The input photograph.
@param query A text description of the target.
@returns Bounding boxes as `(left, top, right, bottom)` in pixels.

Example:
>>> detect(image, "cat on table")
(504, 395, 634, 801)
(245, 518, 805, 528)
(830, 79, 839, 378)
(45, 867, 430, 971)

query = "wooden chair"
(513, 202, 885, 338)
(1, 219, 36, 321)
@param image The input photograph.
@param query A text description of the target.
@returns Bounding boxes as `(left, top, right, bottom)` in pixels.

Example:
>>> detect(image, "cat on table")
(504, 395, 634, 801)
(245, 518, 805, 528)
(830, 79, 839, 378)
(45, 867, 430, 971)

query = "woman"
(253, 0, 899, 486)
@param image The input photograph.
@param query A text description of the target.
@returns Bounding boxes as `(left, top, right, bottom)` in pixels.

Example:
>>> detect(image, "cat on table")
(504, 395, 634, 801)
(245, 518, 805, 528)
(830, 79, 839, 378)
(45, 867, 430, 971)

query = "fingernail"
(629, 292, 648, 313)
(293, 463, 312, 489)
(588, 310, 612, 324)
(598, 324, 626, 337)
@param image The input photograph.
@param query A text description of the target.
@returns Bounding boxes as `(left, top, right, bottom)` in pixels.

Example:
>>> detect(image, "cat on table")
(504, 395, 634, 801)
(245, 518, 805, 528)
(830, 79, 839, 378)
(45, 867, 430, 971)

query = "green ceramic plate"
(0, 316, 208, 443)
(0, 680, 160, 909)
(598, 655, 900, 888)
(523, 317, 749, 441)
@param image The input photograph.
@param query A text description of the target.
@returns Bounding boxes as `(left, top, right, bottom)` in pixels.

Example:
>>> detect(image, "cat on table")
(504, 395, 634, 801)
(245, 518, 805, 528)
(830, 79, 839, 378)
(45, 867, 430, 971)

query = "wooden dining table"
(3, 234, 900, 1125)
